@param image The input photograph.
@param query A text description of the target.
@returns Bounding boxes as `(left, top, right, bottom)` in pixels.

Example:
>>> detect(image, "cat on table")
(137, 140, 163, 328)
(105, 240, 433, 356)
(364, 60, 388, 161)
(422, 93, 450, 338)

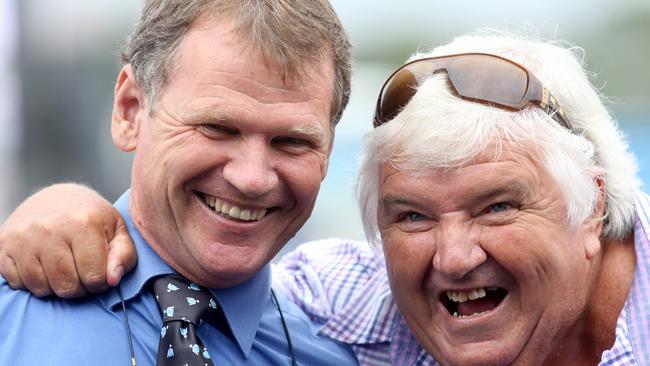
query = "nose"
(432, 217, 487, 279)
(222, 141, 279, 198)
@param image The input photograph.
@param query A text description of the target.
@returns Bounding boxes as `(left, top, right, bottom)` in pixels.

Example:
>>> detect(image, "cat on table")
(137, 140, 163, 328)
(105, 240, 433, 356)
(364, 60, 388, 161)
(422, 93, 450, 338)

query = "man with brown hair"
(0, 1, 358, 365)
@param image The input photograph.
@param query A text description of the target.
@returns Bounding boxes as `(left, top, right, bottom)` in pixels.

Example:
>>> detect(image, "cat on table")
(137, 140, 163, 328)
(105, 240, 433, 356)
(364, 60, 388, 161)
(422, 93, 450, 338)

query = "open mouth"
(196, 191, 274, 222)
(440, 287, 508, 318)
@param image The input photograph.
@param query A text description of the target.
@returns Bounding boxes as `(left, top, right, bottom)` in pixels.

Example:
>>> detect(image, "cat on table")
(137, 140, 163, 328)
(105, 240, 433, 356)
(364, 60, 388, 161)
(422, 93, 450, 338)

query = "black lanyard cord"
(271, 289, 298, 366)
(118, 286, 137, 366)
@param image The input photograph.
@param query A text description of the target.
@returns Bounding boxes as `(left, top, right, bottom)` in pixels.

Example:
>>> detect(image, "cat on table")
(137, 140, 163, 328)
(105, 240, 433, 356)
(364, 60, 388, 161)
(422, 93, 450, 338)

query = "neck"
(543, 234, 637, 366)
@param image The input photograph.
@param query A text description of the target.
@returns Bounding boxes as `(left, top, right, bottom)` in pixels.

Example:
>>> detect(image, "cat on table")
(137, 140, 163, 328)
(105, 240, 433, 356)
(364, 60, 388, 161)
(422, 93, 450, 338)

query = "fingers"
(6, 223, 86, 298)
(70, 222, 109, 294)
(0, 253, 25, 290)
(40, 241, 87, 298)
(0, 183, 131, 298)
(106, 215, 137, 287)
(0, 222, 53, 296)
(15, 254, 53, 298)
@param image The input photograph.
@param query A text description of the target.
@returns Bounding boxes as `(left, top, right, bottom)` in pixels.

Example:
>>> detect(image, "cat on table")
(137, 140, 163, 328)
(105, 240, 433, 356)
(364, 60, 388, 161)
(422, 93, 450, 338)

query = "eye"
(476, 201, 519, 225)
(406, 212, 425, 222)
(198, 124, 238, 138)
(273, 136, 315, 153)
(275, 136, 311, 146)
(490, 202, 511, 212)
(392, 210, 433, 233)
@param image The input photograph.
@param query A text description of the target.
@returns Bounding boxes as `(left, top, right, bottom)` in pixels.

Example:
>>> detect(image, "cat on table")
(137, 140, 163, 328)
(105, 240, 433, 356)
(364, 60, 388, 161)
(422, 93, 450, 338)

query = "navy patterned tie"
(151, 275, 219, 366)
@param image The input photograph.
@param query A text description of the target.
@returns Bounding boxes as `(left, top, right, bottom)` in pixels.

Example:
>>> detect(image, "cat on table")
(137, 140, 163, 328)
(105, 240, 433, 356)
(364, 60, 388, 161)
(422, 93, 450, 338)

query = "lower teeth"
(452, 310, 488, 318)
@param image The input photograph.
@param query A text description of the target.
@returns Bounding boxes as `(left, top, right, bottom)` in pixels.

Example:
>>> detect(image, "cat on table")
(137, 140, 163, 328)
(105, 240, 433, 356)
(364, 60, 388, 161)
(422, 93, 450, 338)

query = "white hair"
(357, 30, 640, 247)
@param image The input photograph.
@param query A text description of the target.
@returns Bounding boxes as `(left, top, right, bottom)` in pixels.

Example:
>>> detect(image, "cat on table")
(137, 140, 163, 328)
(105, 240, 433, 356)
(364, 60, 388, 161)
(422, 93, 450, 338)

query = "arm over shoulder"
(272, 239, 385, 324)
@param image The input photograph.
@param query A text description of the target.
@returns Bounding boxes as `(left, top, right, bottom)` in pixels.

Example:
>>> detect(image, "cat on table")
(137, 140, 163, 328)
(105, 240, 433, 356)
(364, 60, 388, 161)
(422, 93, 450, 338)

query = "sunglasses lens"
(377, 61, 434, 124)
(376, 54, 533, 126)
(378, 69, 416, 123)
(446, 55, 529, 108)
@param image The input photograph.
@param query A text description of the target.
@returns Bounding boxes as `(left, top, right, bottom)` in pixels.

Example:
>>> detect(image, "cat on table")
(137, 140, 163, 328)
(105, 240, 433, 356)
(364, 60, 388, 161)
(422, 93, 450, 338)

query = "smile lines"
(202, 194, 268, 221)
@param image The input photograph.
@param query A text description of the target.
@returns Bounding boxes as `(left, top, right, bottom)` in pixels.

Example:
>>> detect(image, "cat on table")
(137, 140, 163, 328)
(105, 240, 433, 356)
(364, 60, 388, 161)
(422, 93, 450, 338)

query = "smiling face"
(378, 141, 603, 365)
(112, 15, 334, 288)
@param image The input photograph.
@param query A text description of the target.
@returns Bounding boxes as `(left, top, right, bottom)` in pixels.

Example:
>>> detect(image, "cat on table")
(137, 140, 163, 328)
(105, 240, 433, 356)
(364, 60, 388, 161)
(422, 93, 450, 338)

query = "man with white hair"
(2, 32, 650, 365)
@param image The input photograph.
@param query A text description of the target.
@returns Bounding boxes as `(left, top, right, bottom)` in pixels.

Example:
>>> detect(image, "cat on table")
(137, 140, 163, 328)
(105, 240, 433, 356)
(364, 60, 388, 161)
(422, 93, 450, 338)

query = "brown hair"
(122, 0, 352, 125)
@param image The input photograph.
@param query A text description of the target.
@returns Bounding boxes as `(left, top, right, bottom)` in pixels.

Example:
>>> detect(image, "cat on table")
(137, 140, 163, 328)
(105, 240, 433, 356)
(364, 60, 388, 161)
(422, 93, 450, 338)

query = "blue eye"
(406, 212, 424, 222)
(489, 202, 512, 213)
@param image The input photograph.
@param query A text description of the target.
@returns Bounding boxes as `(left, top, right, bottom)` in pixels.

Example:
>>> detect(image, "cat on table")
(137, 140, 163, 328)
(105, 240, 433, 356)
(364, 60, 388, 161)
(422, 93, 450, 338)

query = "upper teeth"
(203, 195, 267, 221)
(446, 287, 494, 303)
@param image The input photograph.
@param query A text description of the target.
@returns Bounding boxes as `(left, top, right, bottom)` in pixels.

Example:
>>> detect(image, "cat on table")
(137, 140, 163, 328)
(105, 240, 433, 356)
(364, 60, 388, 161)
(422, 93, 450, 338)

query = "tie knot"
(151, 275, 219, 325)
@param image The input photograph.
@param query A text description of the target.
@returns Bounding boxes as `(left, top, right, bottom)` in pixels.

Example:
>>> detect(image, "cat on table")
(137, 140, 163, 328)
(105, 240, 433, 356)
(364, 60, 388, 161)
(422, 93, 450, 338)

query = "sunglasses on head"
(373, 52, 571, 130)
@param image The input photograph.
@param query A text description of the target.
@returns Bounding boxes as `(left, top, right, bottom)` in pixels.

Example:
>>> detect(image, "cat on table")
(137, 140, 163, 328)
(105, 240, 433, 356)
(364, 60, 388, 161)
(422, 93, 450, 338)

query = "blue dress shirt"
(0, 191, 357, 365)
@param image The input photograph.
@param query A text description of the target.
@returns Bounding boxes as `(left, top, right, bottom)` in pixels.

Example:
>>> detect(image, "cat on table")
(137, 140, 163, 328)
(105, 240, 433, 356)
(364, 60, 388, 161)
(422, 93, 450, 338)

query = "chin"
(429, 337, 521, 366)
(198, 252, 268, 287)
(439, 353, 513, 366)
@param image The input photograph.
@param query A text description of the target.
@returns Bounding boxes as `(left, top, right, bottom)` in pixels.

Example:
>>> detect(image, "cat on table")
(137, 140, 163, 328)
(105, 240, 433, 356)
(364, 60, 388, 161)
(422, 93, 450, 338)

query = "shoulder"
(278, 238, 383, 274)
(272, 238, 385, 323)
(269, 289, 358, 365)
(0, 276, 125, 364)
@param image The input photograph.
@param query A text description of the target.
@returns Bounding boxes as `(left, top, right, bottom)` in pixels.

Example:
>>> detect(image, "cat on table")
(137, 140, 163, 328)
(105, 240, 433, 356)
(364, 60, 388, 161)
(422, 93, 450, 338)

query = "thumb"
(106, 217, 138, 287)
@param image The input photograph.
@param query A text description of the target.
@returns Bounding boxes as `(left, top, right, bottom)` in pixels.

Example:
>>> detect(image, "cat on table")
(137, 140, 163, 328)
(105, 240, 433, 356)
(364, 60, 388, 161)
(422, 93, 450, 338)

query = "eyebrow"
(287, 123, 330, 146)
(380, 180, 532, 210)
(185, 109, 231, 124)
(380, 194, 428, 212)
(470, 180, 532, 204)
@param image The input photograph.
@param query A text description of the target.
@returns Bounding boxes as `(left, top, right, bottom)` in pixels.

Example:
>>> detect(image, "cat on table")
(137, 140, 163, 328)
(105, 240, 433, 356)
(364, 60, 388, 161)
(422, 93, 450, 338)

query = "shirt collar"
(106, 190, 271, 358)
(211, 263, 270, 357)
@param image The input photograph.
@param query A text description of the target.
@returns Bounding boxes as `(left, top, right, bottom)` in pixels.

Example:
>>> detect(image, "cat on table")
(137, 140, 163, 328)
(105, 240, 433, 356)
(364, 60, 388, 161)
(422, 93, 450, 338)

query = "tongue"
(457, 296, 500, 316)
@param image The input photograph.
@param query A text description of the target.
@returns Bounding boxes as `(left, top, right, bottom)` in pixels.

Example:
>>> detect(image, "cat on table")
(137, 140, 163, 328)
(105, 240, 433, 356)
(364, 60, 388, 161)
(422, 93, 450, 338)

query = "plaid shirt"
(274, 192, 650, 366)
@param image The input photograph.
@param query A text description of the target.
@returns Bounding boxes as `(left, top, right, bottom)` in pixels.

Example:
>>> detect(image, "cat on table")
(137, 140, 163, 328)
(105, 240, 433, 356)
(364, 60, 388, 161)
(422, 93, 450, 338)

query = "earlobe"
(111, 64, 144, 152)
(584, 176, 606, 260)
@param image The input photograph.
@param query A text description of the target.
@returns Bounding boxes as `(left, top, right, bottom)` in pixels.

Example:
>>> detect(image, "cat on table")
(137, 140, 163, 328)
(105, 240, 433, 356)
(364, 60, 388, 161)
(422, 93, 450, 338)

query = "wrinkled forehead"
(384, 139, 543, 175)
(376, 141, 557, 216)
(379, 123, 546, 177)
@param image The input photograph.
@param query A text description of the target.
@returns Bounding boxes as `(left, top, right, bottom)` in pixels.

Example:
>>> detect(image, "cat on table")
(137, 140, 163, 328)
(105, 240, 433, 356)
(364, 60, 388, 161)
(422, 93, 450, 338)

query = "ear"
(111, 64, 145, 152)
(583, 176, 606, 260)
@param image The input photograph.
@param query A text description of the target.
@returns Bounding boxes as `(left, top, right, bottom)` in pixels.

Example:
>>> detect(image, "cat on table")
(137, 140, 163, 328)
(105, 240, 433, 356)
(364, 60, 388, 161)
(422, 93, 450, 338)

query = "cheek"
(481, 224, 587, 292)
(281, 156, 328, 203)
(160, 143, 230, 188)
(383, 231, 434, 290)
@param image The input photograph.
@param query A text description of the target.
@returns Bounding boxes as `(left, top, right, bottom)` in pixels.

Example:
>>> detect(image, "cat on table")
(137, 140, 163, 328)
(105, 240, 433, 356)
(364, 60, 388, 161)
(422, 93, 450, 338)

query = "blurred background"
(0, 0, 648, 256)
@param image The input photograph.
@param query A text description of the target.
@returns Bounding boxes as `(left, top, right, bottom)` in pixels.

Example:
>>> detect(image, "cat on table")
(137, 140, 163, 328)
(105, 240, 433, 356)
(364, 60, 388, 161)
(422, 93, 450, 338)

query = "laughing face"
(378, 141, 603, 365)
(112, 15, 334, 288)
